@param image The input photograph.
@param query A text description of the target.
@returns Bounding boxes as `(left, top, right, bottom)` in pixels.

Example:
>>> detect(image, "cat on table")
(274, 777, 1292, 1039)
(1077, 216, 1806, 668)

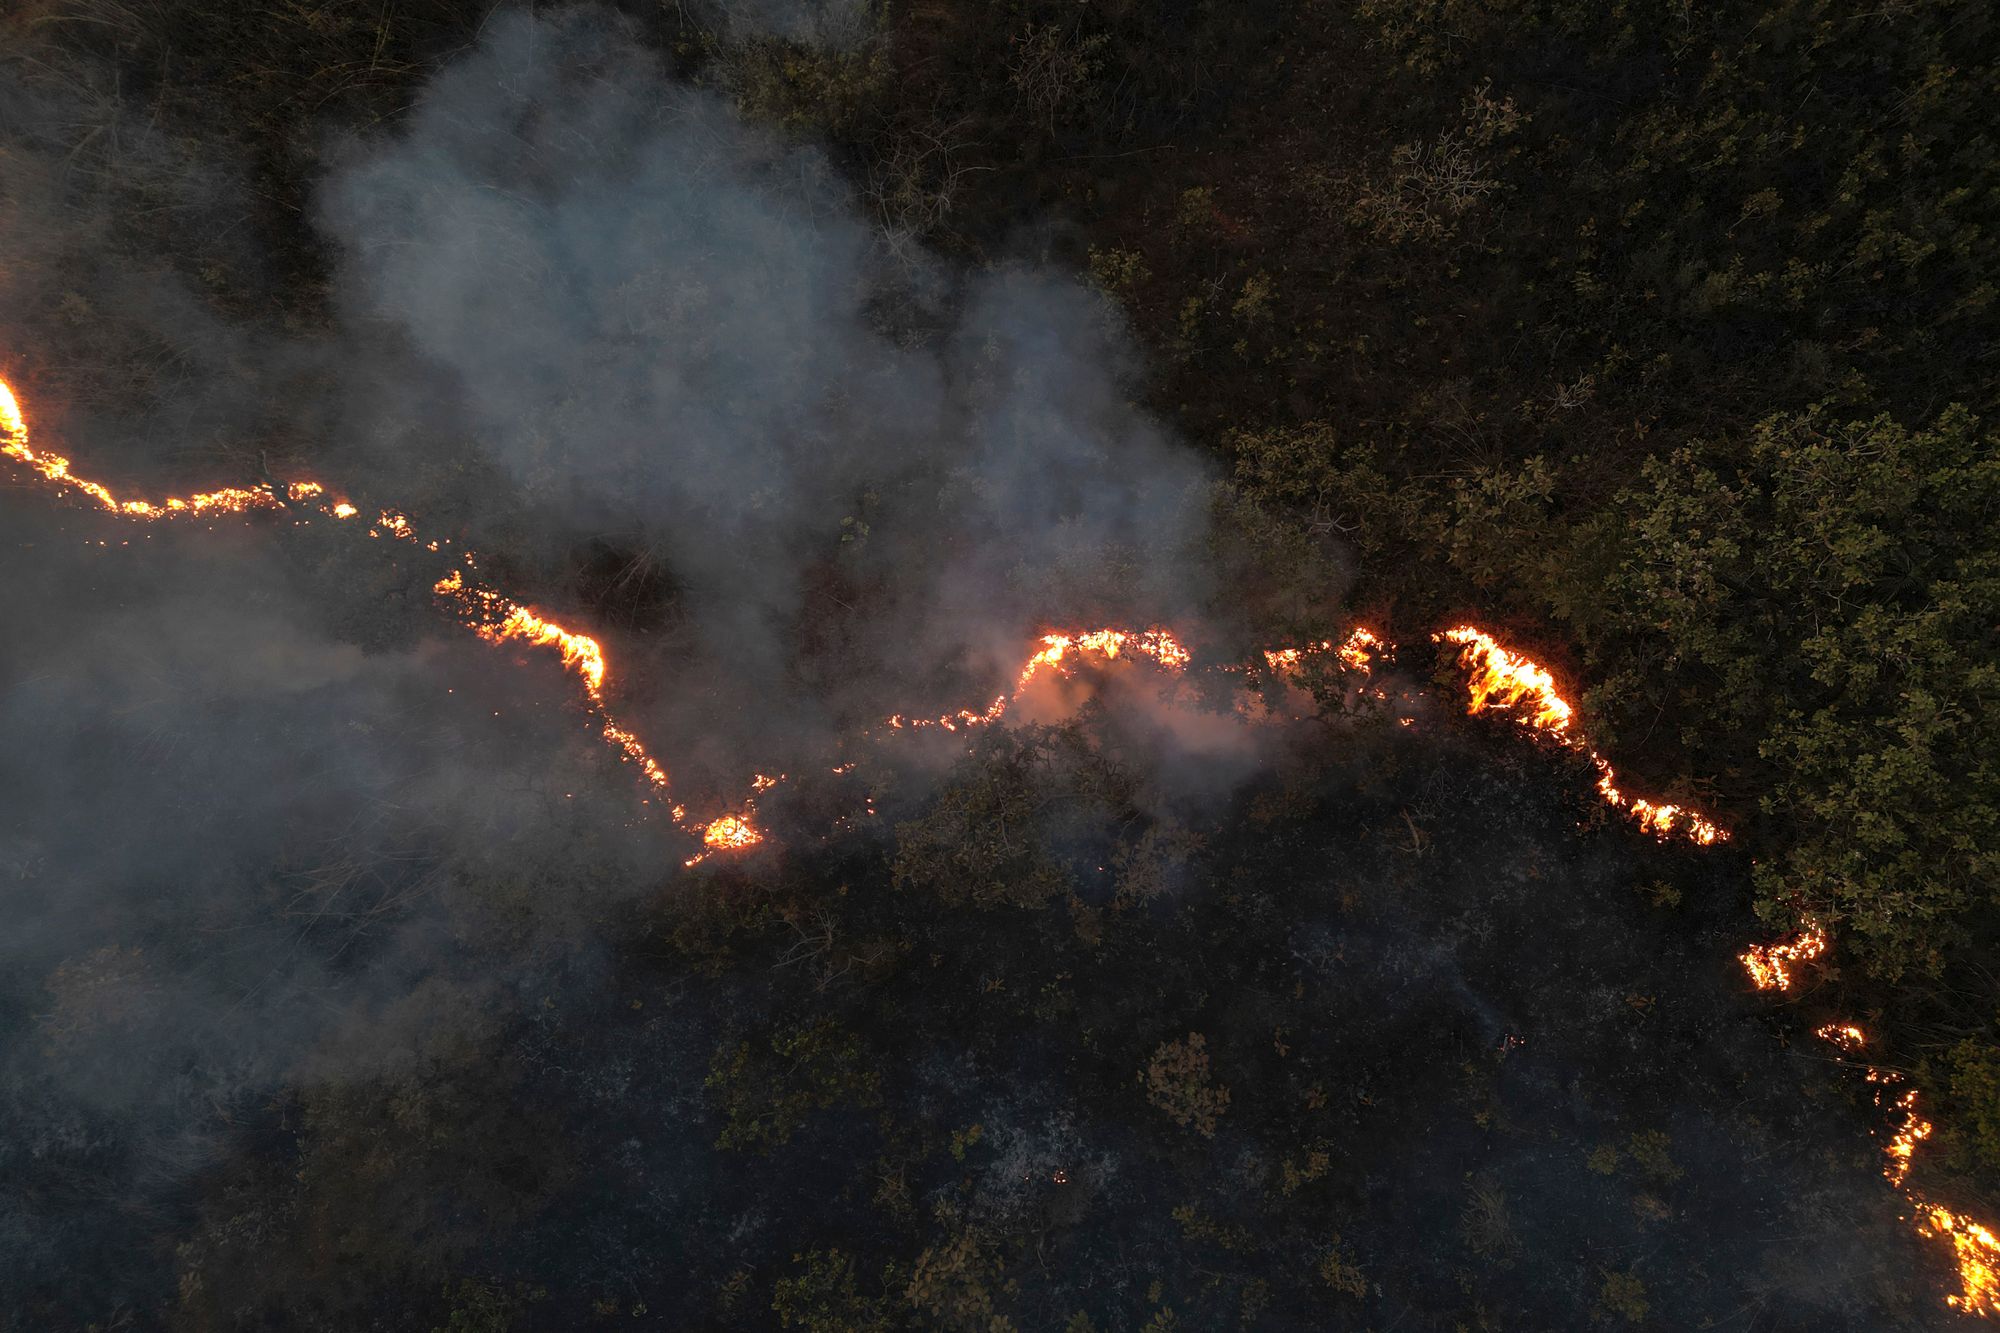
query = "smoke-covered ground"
(0, 6, 1965, 1329)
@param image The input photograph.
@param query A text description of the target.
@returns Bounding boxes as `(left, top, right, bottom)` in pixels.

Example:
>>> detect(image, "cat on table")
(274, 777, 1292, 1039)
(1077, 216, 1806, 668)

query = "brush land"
(1, 1, 1995, 1328)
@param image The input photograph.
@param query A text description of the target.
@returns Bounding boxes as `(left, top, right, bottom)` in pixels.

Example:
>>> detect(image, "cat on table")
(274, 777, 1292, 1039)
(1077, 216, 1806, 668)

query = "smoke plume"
(315, 7, 1218, 781)
(0, 7, 1950, 1329)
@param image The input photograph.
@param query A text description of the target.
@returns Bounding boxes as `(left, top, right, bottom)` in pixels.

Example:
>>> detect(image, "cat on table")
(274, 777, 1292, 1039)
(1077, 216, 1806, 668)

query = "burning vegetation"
(4, 1, 1996, 1323)
(3, 376, 1719, 878)
(1439, 627, 1725, 846)
(1433, 617, 1997, 1310)
(6, 367, 1993, 1317)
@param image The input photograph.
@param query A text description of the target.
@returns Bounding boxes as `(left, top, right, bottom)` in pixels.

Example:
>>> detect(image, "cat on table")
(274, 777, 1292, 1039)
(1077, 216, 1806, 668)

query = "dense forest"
(1, 0, 1995, 1328)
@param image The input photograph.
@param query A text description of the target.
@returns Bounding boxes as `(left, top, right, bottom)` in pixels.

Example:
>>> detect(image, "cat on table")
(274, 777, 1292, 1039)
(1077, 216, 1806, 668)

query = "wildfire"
(683, 812, 764, 867)
(8, 372, 1999, 1315)
(1923, 1205, 2000, 1315)
(1262, 626, 1386, 678)
(882, 625, 1385, 736)
(374, 510, 415, 541)
(1739, 925, 1830, 992)
(1015, 627, 1189, 693)
(1883, 1084, 1932, 1189)
(884, 627, 1194, 733)
(1810, 1017, 2000, 1313)
(1441, 627, 1573, 730)
(0, 380, 315, 519)
(1438, 627, 1725, 845)
(0, 375, 746, 856)
(700, 814, 761, 850)
(435, 569, 609, 694)
(428, 567, 713, 828)
(1338, 628, 1383, 671)
(1374, 625, 1987, 1314)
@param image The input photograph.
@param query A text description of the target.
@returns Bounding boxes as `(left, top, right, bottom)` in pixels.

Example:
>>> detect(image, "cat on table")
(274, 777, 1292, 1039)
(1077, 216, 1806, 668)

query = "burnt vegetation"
(2, 0, 1997, 1329)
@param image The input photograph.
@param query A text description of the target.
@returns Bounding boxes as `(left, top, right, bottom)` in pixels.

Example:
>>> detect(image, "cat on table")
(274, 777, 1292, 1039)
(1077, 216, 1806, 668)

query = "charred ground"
(2, 0, 1996, 1329)
(2, 566, 1944, 1326)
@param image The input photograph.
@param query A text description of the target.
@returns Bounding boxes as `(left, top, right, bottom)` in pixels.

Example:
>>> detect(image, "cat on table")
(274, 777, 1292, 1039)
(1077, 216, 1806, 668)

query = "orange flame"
(1261, 627, 1386, 678)
(429, 568, 690, 810)
(882, 627, 1194, 733)
(1441, 626, 1573, 731)
(0, 377, 736, 853)
(2, 382, 1383, 866)
(1438, 627, 1725, 845)
(1922, 1205, 2000, 1316)
(882, 625, 1380, 736)
(0, 379, 337, 519)
(1739, 925, 1829, 992)
(1812, 1017, 2000, 1312)
(1427, 625, 1998, 1312)
(1337, 628, 1384, 671)
(700, 814, 761, 850)
(9, 373, 2000, 1316)
(683, 812, 764, 867)
(434, 569, 609, 694)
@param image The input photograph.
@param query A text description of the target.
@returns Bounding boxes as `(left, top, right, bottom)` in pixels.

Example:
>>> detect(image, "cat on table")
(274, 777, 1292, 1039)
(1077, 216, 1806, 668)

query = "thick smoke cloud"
(0, 503, 664, 1318)
(0, 7, 1945, 1329)
(1, 8, 1226, 1309)
(318, 7, 1216, 738)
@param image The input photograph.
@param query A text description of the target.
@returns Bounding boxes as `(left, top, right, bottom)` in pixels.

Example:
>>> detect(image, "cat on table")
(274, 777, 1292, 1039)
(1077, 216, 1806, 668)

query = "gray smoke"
(0, 10, 1947, 1329)
(316, 6, 1217, 766)
(0, 5, 1227, 1270)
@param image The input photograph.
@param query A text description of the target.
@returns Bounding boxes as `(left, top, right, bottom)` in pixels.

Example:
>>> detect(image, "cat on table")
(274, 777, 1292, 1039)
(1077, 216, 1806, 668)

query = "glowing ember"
(1884, 1086, 1932, 1189)
(1262, 627, 1386, 678)
(374, 511, 415, 541)
(700, 814, 761, 849)
(435, 569, 609, 694)
(0, 376, 727, 856)
(1807, 1012, 2000, 1312)
(684, 812, 764, 867)
(8, 373, 2000, 1318)
(1438, 627, 1725, 845)
(883, 627, 1193, 733)
(1739, 925, 1828, 992)
(1921, 1204, 2000, 1316)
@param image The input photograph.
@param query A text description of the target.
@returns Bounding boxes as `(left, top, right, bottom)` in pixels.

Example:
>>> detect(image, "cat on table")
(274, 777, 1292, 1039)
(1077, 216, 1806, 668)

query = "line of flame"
(6, 374, 1993, 1312)
(884, 627, 1202, 732)
(1433, 622, 1993, 1313)
(0, 378, 759, 858)
(1437, 627, 1725, 845)
(1, 382, 294, 517)
(1822, 1033, 2000, 1313)
(1741, 925, 1830, 992)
